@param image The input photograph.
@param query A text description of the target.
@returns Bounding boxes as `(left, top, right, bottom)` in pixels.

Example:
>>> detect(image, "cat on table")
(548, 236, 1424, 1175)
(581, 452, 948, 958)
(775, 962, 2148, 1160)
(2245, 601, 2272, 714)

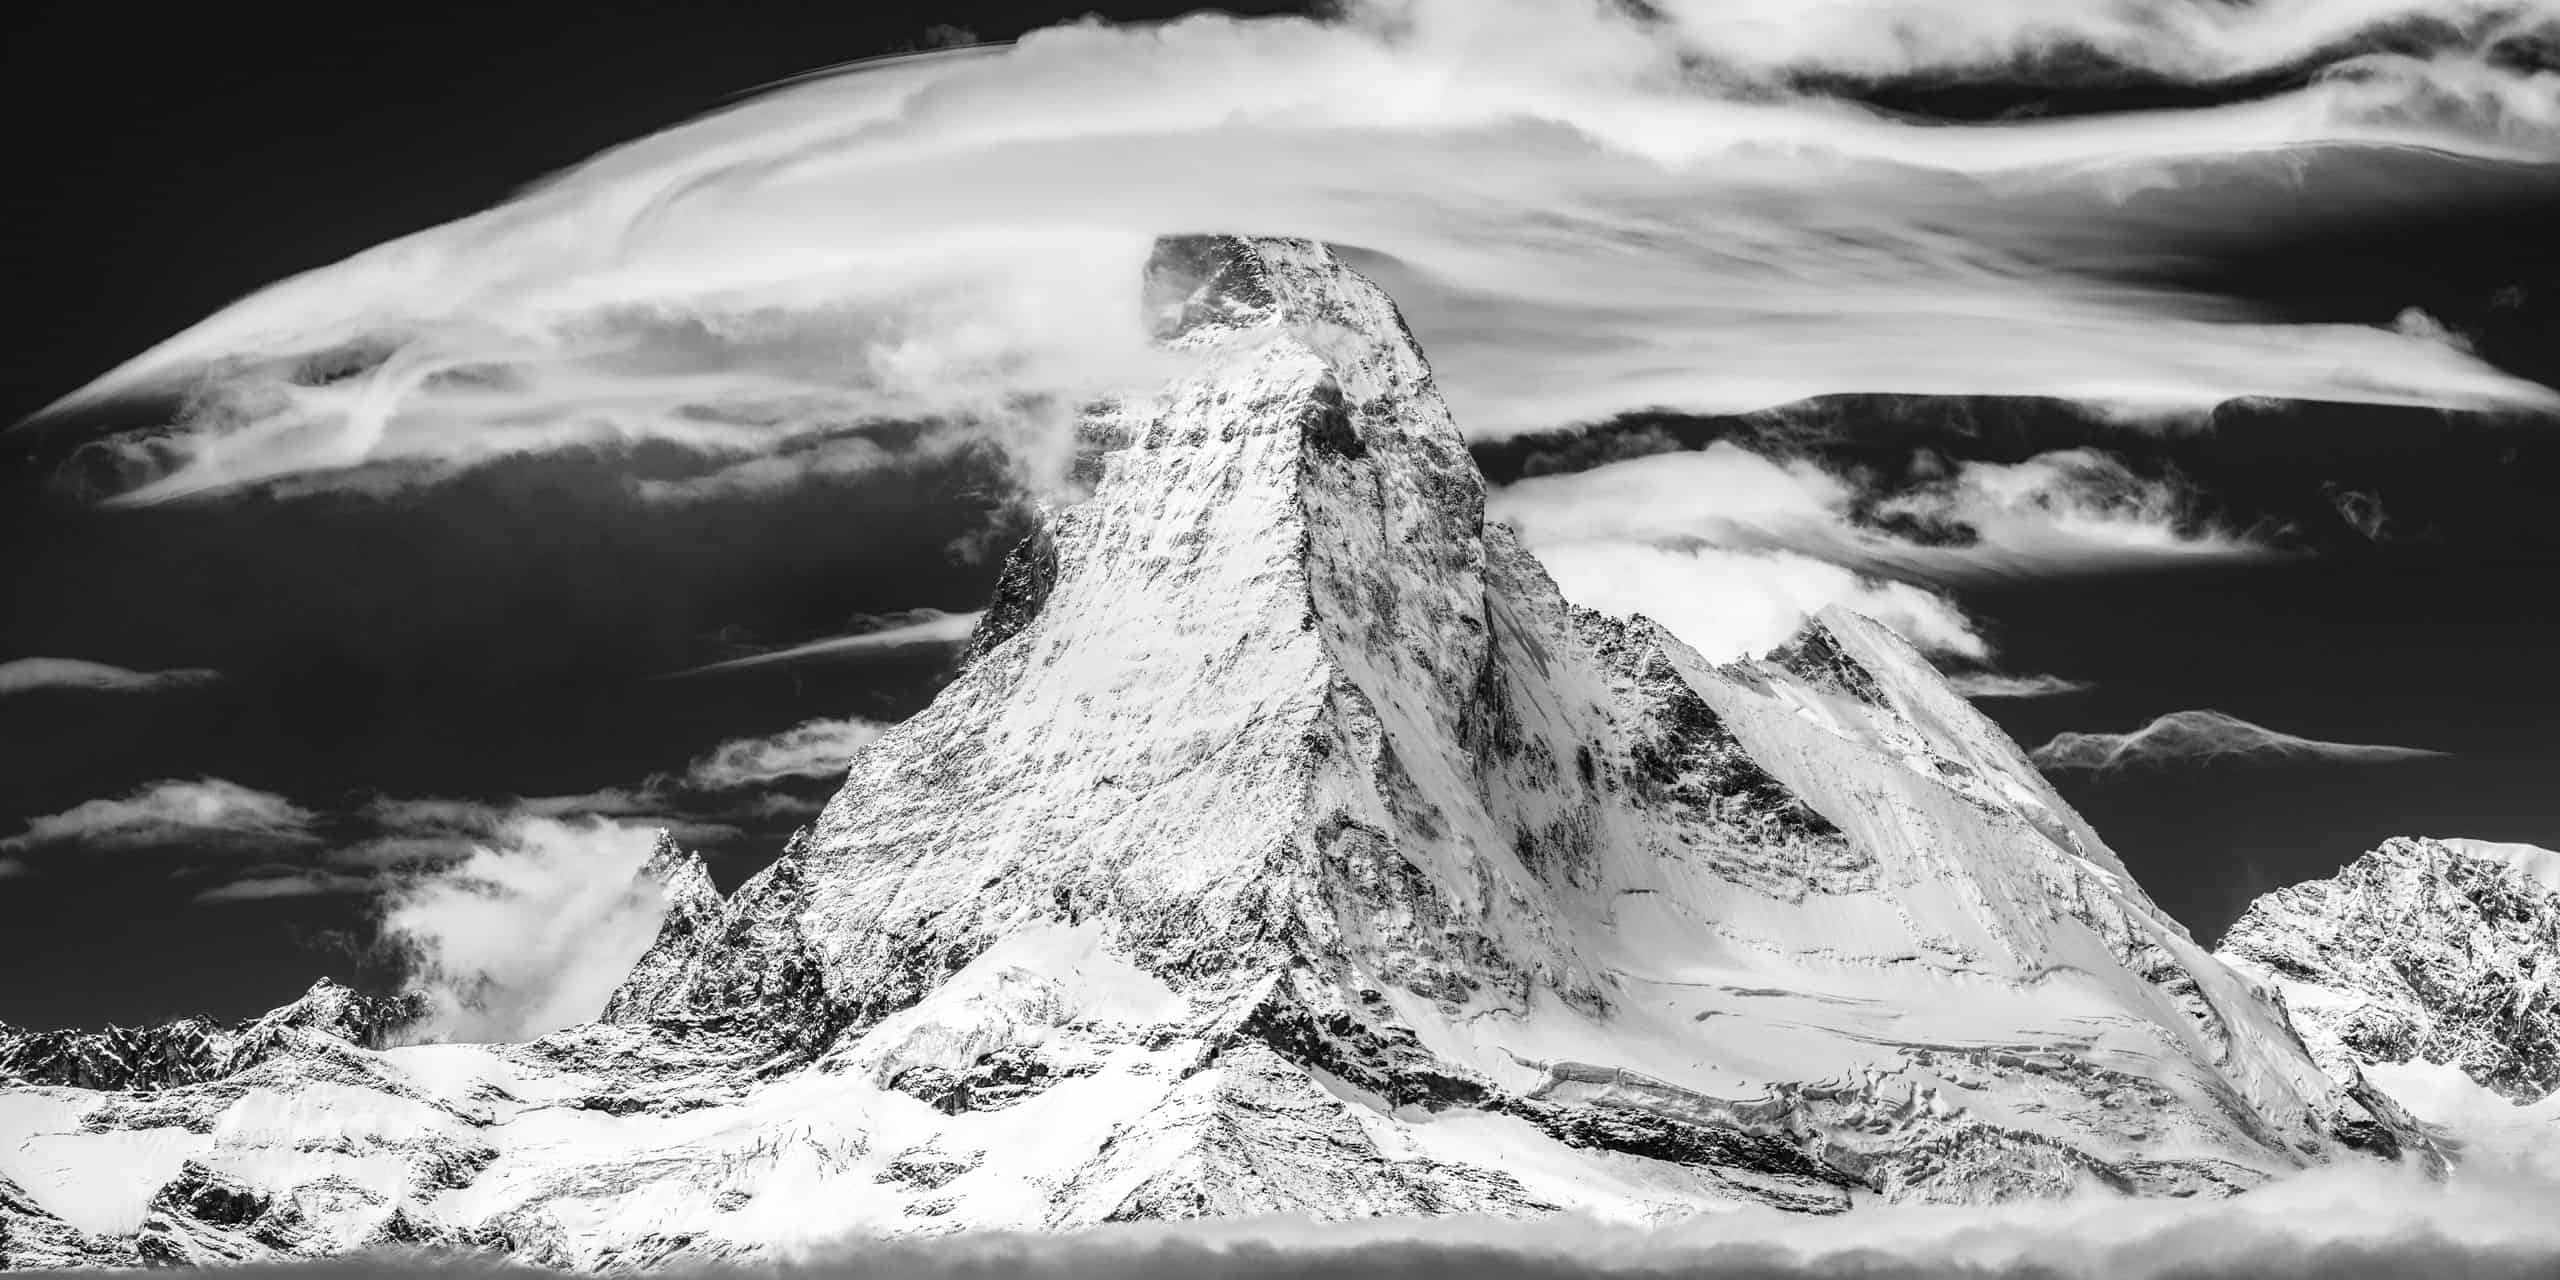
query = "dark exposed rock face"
(2218, 836, 2560, 1104)
(0, 980, 424, 1093)
(962, 526, 1060, 667)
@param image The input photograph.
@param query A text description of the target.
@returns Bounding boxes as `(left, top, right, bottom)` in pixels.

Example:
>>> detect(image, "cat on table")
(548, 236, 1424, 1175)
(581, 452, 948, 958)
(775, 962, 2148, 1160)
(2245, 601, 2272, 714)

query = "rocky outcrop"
(596, 834, 726, 1027)
(0, 979, 423, 1093)
(2217, 836, 2560, 1103)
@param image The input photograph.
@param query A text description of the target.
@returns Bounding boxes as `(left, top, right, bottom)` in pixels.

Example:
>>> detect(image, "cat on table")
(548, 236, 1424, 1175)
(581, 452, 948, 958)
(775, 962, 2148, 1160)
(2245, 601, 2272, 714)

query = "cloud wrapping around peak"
(43, 0, 2560, 502)
(2031, 708, 2448, 773)
(0, 657, 221, 696)
(375, 815, 671, 1043)
(0, 778, 319, 853)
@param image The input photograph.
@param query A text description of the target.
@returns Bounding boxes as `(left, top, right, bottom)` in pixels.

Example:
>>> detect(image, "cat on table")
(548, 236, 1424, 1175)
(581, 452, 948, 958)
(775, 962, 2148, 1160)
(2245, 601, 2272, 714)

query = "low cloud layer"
(42, 0, 2560, 503)
(53, 1164, 2560, 1280)
(1493, 440, 2266, 659)
(0, 778, 319, 853)
(0, 657, 220, 696)
(2031, 709, 2449, 773)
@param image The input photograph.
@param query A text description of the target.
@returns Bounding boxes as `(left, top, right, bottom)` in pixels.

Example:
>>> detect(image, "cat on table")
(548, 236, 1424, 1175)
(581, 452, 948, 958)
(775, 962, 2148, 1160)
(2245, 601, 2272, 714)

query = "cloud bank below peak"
(73, 1162, 2560, 1280)
(2030, 708, 2449, 773)
(41, 0, 2560, 503)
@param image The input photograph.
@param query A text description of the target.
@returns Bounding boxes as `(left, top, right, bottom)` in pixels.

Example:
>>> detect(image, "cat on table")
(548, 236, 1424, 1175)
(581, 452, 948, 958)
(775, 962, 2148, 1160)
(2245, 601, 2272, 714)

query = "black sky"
(5, 0, 2559, 1029)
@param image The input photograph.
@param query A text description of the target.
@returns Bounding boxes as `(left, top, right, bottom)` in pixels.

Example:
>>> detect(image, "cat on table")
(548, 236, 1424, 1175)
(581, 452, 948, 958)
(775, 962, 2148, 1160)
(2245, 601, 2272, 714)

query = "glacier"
(0, 237, 2438, 1270)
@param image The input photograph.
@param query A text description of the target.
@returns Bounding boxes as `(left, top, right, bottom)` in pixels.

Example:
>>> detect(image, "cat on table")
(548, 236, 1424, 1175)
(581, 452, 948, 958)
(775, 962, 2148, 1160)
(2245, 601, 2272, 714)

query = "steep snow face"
(2216, 836, 2560, 1105)
(7, 238, 2433, 1270)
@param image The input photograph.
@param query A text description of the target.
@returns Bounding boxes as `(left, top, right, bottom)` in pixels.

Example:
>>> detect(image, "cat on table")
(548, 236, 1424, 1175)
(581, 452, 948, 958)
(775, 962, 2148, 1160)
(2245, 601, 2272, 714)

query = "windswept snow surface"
(3, 239, 2431, 1270)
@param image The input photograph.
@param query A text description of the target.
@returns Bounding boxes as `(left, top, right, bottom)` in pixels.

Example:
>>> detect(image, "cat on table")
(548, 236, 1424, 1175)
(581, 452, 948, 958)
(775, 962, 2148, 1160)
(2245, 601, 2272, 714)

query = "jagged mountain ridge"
(2, 237, 2432, 1270)
(2215, 836, 2560, 1105)
(0, 981, 423, 1094)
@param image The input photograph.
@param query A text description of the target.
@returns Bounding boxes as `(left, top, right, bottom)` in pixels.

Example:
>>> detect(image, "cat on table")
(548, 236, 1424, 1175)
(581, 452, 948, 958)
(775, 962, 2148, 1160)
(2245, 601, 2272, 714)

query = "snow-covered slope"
(2, 238, 2433, 1270)
(2215, 836, 2560, 1112)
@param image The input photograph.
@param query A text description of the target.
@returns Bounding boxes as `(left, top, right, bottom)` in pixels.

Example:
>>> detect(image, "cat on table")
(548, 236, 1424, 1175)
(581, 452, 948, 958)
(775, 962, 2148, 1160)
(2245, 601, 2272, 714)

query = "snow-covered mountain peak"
(3, 238, 2443, 1268)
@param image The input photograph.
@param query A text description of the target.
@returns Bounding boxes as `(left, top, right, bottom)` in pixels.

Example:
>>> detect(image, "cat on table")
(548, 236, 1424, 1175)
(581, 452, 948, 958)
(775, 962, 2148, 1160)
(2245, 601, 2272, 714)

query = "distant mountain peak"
(2218, 834, 2560, 1104)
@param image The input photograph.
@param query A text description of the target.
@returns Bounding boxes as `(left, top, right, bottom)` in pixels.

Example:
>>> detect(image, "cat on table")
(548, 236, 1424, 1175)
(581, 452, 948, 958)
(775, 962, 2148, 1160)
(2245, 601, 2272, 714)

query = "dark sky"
(5, 0, 2558, 1029)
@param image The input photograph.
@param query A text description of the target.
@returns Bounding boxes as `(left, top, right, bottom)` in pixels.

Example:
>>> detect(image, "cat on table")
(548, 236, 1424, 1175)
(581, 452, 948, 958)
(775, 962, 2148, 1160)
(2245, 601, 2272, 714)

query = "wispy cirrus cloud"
(670, 610, 981, 676)
(191, 869, 375, 904)
(2031, 709, 2448, 773)
(40, 0, 2560, 503)
(335, 790, 736, 869)
(1945, 672, 2095, 699)
(0, 657, 220, 697)
(682, 716, 888, 790)
(0, 778, 319, 853)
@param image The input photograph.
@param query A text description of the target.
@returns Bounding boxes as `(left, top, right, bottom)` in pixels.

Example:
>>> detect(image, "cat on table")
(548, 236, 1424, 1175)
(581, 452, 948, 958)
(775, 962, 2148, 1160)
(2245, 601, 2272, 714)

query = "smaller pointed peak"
(639, 830, 699, 880)
(1763, 613, 1888, 708)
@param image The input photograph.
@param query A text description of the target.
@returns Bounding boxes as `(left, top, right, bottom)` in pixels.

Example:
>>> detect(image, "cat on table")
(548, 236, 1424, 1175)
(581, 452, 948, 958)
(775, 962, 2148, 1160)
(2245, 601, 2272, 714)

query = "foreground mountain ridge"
(1, 237, 2433, 1269)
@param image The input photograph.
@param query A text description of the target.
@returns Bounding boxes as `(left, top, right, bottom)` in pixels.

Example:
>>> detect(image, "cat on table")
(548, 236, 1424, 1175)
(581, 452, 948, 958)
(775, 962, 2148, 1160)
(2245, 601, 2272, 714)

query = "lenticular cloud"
(42, 0, 2560, 503)
(2031, 709, 2449, 773)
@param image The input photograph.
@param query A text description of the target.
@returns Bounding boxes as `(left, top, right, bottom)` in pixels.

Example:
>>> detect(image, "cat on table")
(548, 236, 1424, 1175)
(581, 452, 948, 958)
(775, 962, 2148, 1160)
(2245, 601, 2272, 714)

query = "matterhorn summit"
(0, 238, 2436, 1269)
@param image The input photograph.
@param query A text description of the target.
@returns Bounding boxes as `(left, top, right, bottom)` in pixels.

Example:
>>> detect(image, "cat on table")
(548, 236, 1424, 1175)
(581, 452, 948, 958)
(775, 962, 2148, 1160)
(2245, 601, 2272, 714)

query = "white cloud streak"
(44, 0, 2560, 502)
(0, 657, 220, 697)
(1945, 672, 2095, 699)
(341, 790, 735, 867)
(2031, 708, 2449, 772)
(683, 716, 888, 790)
(192, 869, 375, 904)
(672, 610, 982, 676)
(0, 778, 319, 853)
